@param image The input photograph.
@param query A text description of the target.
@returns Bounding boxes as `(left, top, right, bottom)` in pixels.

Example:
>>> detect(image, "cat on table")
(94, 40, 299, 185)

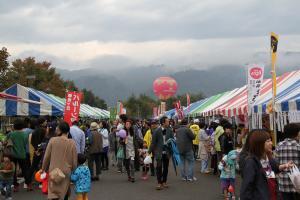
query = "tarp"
(168, 69, 300, 117)
(1, 84, 62, 116)
(1, 84, 110, 118)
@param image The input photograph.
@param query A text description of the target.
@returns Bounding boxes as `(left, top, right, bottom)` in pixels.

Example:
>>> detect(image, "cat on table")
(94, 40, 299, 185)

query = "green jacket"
(7, 131, 27, 159)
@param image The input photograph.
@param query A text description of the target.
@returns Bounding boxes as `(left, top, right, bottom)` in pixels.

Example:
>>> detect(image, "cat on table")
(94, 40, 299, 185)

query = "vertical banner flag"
(175, 100, 184, 119)
(270, 32, 279, 99)
(186, 93, 191, 112)
(160, 102, 166, 114)
(247, 64, 264, 114)
(117, 101, 124, 115)
(64, 91, 82, 125)
(110, 107, 117, 121)
(153, 107, 158, 118)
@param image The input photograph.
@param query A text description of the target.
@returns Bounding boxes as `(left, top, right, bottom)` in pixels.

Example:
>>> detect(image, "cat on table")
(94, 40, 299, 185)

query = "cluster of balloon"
(153, 76, 178, 100)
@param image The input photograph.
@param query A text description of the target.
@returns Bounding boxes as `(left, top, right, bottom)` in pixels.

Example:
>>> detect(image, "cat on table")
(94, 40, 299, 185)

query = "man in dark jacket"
(176, 119, 196, 181)
(148, 116, 174, 190)
(220, 123, 234, 155)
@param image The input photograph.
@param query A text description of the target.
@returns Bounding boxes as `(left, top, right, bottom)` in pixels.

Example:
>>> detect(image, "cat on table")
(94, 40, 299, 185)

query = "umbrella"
(167, 138, 181, 175)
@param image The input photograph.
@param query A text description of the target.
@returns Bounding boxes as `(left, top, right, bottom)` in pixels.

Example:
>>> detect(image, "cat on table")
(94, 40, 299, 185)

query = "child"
(0, 154, 15, 200)
(218, 150, 237, 200)
(116, 136, 125, 173)
(140, 141, 150, 180)
(71, 154, 91, 200)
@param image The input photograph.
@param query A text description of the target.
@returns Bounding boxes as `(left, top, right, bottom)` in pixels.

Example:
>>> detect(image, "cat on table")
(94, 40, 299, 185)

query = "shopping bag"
(288, 165, 300, 193)
(144, 155, 152, 164)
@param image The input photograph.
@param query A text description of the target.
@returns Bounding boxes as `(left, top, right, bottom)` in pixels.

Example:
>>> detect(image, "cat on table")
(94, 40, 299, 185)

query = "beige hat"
(90, 122, 99, 131)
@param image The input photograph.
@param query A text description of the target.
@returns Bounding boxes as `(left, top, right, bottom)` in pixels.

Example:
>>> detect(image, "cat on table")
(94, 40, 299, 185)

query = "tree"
(6, 57, 66, 97)
(82, 88, 107, 109)
(165, 92, 205, 110)
(0, 47, 10, 91)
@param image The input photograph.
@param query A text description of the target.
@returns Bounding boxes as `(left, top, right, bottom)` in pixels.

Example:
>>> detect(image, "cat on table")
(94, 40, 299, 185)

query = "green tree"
(0, 47, 10, 91)
(6, 57, 66, 97)
(82, 88, 107, 109)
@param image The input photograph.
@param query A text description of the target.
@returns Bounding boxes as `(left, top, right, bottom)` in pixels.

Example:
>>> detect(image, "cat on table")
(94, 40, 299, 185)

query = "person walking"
(176, 119, 196, 181)
(124, 120, 137, 182)
(87, 122, 103, 181)
(71, 154, 91, 200)
(240, 129, 294, 200)
(70, 121, 85, 154)
(6, 119, 29, 192)
(99, 121, 109, 170)
(276, 123, 300, 200)
(148, 116, 174, 190)
(198, 122, 210, 173)
(41, 121, 77, 200)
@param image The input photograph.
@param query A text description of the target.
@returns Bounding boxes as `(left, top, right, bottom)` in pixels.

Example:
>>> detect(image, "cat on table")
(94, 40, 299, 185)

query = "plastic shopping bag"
(288, 165, 300, 193)
(144, 155, 152, 165)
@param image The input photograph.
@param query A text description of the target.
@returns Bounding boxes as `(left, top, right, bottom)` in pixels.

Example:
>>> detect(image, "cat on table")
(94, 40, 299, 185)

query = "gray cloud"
(1, 0, 300, 43)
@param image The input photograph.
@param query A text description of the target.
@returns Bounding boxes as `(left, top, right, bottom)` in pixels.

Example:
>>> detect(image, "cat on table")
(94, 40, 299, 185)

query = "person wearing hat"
(87, 122, 103, 181)
(190, 119, 200, 159)
(144, 119, 159, 176)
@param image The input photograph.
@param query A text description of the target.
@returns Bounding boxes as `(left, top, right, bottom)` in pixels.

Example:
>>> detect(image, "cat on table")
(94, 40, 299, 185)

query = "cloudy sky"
(1, 0, 300, 71)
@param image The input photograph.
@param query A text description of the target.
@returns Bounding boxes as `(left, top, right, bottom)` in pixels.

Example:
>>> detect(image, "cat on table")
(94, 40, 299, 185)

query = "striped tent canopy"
(1, 84, 110, 118)
(167, 69, 300, 118)
(0, 84, 62, 116)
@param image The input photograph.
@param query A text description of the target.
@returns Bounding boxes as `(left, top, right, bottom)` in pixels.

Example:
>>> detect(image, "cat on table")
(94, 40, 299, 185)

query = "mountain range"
(57, 65, 299, 106)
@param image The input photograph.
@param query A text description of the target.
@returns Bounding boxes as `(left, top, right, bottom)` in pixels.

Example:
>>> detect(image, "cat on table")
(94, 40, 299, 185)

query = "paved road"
(14, 161, 241, 200)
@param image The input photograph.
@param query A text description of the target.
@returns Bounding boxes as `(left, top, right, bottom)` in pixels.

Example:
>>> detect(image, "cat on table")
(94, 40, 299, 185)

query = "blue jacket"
(71, 165, 91, 193)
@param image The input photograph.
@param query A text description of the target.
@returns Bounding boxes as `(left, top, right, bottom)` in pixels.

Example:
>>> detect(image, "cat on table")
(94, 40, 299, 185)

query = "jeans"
(156, 154, 169, 184)
(101, 147, 109, 169)
(88, 153, 102, 177)
(124, 158, 135, 178)
(179, 151, 195, 179)
(0, 179, 13, 198)
(201, 159, 208, 173)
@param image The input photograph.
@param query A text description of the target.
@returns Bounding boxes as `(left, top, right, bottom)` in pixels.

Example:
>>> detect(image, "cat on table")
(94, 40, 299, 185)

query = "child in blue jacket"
(71, 154, 91, 200)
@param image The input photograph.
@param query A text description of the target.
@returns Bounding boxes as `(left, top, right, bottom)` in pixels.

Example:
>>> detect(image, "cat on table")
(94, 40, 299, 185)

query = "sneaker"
(23, 183, 28, 189)
(156, 184, 163, 190)
(181, 178, 187, 181)
(193, 177, 197, 181)
(162, 182, 169, 188)
(6, 197, 12, 200)
(187, 178, 193, 182)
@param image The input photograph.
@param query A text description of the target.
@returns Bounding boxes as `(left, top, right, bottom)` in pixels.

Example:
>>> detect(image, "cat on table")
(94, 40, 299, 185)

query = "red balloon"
(153, 77, 178, 100)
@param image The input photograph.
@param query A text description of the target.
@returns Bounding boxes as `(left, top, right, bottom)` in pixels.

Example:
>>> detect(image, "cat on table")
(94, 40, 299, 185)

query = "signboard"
(64, 91, 82, 125)
(247, 64, 264, 112)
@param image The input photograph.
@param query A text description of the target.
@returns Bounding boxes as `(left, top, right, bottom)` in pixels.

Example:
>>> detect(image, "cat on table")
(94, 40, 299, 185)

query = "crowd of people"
(0, 114, 299, 200)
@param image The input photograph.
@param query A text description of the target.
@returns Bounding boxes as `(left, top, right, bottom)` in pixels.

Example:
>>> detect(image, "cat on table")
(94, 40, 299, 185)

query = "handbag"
(288, 165, 300, 192)
(49, 139, 69, 183)
(117, 147, 124, 159)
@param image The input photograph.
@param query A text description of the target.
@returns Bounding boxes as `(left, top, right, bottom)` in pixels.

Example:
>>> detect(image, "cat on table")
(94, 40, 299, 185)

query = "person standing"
(276, 123, 300, 200)
(176, 119, 196, 181)
(42, 121, 77, 200)
(189, 119, 200, 159)
(26, 117, 47, 190)
(124, 120, 137, 182)
(199, 122, 210, 173)
(214, 120, 225, 166)
(148, 116, 174, 190)
(6, 119, 29, 191)
(144, 120, 159, 176)
(70, 121, 85, 154)
(109, 126, 117, 167)
(87, 122, 103, 181)
(240, 129, 293, 200)
(99, 121, 109, 170)
(221, 123, 234, 155)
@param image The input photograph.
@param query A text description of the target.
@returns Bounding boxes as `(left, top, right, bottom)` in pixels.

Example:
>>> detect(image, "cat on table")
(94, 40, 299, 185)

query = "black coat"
(240, 155, 280, 200)
(148, 126, 174, 160)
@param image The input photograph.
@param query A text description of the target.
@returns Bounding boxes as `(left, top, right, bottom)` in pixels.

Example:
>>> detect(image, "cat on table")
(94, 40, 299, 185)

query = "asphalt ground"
(13, 161, 241, 200)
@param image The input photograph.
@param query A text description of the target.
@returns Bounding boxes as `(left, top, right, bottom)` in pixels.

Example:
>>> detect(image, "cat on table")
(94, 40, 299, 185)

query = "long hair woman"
(240, 129, 293, 200)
